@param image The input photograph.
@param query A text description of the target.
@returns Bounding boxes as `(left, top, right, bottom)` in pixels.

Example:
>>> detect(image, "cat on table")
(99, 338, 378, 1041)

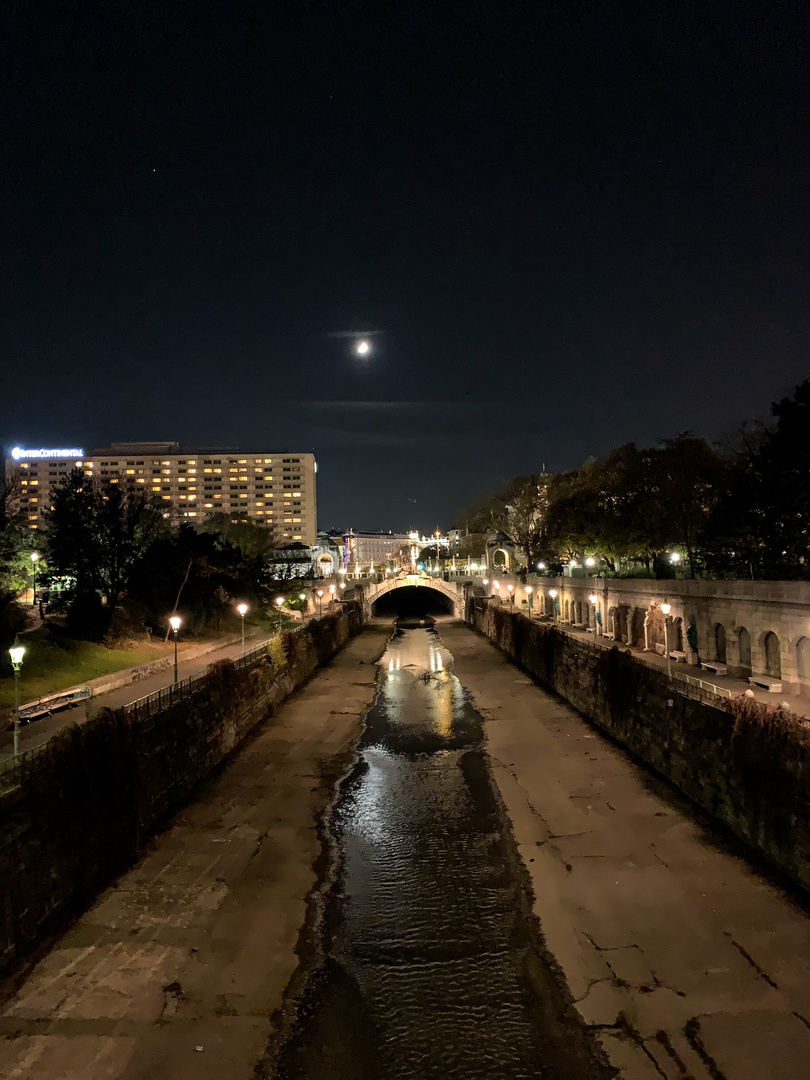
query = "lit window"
(293, 491, 301, 497)
(188, 495, 196, 501)
(163, 468, 171, 475)
(204, 468, 213, 473)
(29, 515, 38, 520)
(161, 460, 170, 465)
(126, 469, 135, 475)
(204, 502, 213, 508)
(109, 478, 119, 484)
(20, 480, 28, 486)
(162, 495, 171, 500)
(214, 468, 221, 473)
(137, 478, 145, 483)
(179, 495, 187, 500)
(188, 468, 196, 474)
(238, 459, 246, 464)
(229, 467, 238, 473)
(178, 477, 186, 484)
(188, 460, 196, 465)
(264, 458, 272, 464)
(188, 512, 197, 516)
(214, 494, 222, 499)
(152, 486, 161, 491)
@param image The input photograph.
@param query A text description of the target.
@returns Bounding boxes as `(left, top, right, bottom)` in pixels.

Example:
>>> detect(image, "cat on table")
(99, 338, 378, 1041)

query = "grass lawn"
(0, 626, 163, 710)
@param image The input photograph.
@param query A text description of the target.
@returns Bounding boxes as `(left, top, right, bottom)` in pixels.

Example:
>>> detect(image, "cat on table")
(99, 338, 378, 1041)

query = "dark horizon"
(5, 2, 809, 533)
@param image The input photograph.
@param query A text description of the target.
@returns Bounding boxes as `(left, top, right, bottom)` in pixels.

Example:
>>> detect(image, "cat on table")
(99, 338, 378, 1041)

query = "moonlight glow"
(355, 339, 371, 357)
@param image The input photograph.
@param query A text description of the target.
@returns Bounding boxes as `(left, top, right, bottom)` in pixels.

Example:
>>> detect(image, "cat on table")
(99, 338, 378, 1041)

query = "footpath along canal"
(270, 624, 610, 1080)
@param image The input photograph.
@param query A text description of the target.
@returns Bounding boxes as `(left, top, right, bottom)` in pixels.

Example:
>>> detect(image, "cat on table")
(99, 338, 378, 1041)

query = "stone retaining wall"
(468, 598, 810, 893)
(0, 605, 363, 977)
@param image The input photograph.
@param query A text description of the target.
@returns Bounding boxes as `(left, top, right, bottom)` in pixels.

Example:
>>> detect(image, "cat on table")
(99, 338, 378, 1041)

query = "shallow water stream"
(275, 626, 606, 1079)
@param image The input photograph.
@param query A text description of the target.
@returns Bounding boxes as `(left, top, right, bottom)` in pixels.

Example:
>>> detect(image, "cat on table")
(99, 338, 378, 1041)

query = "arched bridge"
(356, 571, 469, 618)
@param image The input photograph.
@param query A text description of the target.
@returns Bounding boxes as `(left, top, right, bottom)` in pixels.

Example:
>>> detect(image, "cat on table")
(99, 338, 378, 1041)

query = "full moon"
(355, 339, 371, 357)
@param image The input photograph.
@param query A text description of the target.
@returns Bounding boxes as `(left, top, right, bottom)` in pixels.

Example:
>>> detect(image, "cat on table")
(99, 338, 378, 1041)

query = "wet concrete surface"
(273, 627, 609, 1080)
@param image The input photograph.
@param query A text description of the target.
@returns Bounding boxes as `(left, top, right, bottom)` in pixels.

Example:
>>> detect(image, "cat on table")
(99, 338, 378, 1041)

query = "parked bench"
(654, 642, 666, 656)
(748, 675, 783, 693)
(702, 661, 727, 676)
(669, 650, 687, 663)
(603, 631, 615, 640)
(572, 622, 586, 630)
(17, 684, 92, 723)
(585, 626, 594, 634)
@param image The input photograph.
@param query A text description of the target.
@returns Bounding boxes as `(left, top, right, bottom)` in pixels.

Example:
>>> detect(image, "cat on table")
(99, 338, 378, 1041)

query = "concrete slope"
(0, 625, 389, 1080)
(441, 621, 810, 1080)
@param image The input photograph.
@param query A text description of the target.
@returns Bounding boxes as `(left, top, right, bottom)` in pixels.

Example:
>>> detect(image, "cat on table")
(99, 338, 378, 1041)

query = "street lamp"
(236, 603, 248, 655)
(537, 562, 546, 571)
(585, 556, 595, 568)
(275, 596, 284, 629)
(9, 638, 25, 758)
(548, 588, 557, 623)
(524, 584, 532, 614)
(317, 589, 324, 615)
(661, 601, 672, 678)
(329, 583, 336, 607)
(30, 552, 39, 606)
(169, 614, 182, 684)
(507, 583, 514, 603)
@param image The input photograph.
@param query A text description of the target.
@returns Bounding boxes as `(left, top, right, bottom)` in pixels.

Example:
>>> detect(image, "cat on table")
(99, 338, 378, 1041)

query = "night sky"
(5, 2, 809, 533)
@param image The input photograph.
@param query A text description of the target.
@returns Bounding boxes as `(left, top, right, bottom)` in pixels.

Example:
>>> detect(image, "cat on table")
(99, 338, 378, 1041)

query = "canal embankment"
(442, 619, 810, 1080)
(0, 620, 389, 1080)
(467, 598, 810, 895)
(0, 605, 364, 982)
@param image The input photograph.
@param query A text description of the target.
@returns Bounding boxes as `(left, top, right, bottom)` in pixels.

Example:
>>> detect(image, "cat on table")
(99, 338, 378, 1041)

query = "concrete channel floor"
(440, 621, 810, 1080)
(2, 619, 810, 1079)
(0, 624, 390, 1080)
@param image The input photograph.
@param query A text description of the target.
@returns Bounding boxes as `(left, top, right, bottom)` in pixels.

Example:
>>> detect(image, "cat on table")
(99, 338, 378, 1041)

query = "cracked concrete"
(441, 621, 810, 1080)
(0, 625, 388, 1080)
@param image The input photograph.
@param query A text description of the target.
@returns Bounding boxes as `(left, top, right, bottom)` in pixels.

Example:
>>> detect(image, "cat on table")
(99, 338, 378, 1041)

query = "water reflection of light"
(434, 677, 453, 738)
(351, 748, 396, 845)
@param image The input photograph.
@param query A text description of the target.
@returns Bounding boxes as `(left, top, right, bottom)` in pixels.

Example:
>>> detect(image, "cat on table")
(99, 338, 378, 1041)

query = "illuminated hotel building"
(5, 442, 317, 545)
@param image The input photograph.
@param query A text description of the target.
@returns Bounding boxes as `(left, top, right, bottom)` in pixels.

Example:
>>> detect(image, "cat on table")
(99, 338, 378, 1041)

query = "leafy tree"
(46, 471, 167, 636)
(701, 379, 810, 578)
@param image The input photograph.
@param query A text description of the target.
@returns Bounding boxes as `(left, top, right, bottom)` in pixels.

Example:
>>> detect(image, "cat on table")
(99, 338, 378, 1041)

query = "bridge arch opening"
(372, 586, 454, 618)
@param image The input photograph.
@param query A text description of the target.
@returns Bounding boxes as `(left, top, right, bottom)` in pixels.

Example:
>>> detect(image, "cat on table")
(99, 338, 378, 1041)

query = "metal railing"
(0, 624, 318, 784)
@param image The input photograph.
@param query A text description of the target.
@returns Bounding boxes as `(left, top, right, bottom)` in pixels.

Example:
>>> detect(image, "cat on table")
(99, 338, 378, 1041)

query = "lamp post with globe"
(236, 603, 248, 655)
(9, 639, 25, 758)
(30, 552, 39, 606)
(169, 615, 182, 684)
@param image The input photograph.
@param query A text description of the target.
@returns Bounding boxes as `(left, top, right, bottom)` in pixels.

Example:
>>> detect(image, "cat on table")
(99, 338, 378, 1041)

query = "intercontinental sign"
(11, 446, 85, 460)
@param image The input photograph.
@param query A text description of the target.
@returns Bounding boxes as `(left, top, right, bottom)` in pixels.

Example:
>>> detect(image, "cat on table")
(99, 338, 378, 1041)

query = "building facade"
(344, 529, 411, 571)
(5, 442, 317, 545)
